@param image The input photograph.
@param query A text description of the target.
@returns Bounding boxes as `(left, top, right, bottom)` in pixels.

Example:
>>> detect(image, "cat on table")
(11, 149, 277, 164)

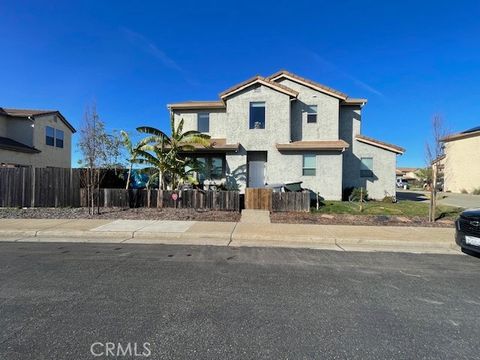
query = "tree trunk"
(158, 169, 163, 209)
(125, 163, 133, 190)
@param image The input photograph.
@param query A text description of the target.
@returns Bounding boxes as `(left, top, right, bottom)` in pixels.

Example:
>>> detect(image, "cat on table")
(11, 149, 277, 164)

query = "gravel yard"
(271, 212, 455, 228)
(0, 207, 241, 222)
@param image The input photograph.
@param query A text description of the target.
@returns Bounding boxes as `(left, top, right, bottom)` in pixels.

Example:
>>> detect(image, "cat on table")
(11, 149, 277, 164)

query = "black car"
(455, 208, 480, 253)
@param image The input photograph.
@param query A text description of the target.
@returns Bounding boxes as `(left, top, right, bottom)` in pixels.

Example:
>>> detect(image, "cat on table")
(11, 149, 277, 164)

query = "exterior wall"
(443, 135, 480, 193)
(275, 78, 340, 141)
(0, 114, 73, 168)
(0, 115, 7, 137)
(6, 117, 34, 146)
(273, 151, 343, 200)
(224, 150, 343, 199)
(224, 84, 291, 147)
(342, 140, 397, 200)
(172, 109, 227, 138)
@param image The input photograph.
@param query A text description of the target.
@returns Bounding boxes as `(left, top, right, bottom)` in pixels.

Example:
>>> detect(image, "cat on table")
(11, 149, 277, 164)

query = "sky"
(1, 0, 480, 167)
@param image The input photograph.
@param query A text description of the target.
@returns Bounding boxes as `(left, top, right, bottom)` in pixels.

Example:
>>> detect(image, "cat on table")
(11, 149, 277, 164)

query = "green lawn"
(313, 200, 463, 219)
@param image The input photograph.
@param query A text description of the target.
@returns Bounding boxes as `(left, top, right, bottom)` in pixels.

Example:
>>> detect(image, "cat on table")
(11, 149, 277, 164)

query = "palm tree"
(120, 130, 147, 190)
(136, 114, 211, 190)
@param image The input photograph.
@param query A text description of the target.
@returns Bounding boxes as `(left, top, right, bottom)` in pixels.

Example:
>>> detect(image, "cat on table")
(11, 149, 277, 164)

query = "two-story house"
(168, 71, 404, 200)
(0, 108, 75, 168)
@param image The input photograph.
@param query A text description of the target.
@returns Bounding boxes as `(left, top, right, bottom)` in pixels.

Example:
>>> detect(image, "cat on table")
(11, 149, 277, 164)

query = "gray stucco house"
(169, 70, 404, 200)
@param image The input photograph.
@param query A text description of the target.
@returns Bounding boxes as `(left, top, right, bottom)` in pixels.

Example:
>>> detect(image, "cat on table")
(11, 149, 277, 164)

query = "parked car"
(396, 178, 409, 189)
(455, 208, 480, 254)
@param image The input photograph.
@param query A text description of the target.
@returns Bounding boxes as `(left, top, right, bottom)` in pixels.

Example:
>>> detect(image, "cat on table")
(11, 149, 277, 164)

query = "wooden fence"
(1, 168, 308, 212)
(245, 188, 310, 212)
(272, 192, 310, 212)
(81, 189, 240, 211)
(0, 167, 81, 207)
(245, 188, 273, 210)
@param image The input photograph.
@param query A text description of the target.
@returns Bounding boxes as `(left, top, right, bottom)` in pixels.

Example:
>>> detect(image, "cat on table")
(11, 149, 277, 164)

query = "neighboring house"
(440, 126, 480, 193)
(0, 108, 75, 168)
(169, 70, 404, 200)
(396, 167, 420, 185)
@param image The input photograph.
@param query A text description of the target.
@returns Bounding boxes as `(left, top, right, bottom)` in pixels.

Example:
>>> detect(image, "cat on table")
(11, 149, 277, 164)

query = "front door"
(248, 161, 265, 188)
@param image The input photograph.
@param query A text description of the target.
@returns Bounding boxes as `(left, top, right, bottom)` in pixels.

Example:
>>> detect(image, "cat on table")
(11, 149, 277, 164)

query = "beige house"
(440, 126, 480, 193)
(0, 108, 75, 168)
(168, 70, 404, 200)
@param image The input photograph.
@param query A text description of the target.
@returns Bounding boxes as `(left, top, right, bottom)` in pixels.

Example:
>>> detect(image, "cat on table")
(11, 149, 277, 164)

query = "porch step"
(240, 209, 271, 224)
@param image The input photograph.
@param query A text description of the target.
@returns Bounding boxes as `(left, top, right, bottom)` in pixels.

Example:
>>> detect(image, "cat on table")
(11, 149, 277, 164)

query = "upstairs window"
(302, 154, 316, 176)
(55, 129, 64, 148)
(46, 126, 55, 146)
(360, 157, 373, 177)
(249, 102, 265, 129)
(198, 113, 210, 133)
(306, 105, 317, 123)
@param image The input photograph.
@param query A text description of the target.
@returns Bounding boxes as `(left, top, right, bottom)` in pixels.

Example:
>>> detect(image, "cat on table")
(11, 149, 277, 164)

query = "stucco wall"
(224, 84, 291, 147)
(0, 115, 7, 137)
(443, 135, 480, 193)
(342, 139, 397, 200)
(0, 114, 72, 168)
(172, 109, 227, 138)
(275, 78, 340, 141)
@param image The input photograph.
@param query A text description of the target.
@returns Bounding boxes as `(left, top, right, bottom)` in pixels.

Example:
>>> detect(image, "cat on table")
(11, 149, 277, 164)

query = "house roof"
(179, 138, 239, 152)
(341, 98, 368, 106)
(219, 75, 299, 100)
(267, 70, 348, 100)
(355, 134, 405, 154)
(276, 140, 350, 151)
(441, 126, 480, 142)
(0, 107, 76, 133)
(397, 167, 419, 173)
(167, 101, 226, 110)
(0, 136, 41, 154)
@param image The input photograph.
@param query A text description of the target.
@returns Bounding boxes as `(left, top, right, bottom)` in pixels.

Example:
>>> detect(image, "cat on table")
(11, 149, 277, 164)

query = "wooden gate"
(245, 188, 272, 210)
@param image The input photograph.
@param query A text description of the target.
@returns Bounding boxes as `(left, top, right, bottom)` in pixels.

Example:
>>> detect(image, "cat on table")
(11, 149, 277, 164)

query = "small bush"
(349, 187, 369, 202)
(472, 187, 480, 195)
(460, 188, 469, 194)
(382, 196, 395, 203)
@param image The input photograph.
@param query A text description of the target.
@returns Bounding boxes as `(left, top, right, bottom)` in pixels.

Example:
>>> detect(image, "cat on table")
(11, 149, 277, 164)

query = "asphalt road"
(0, 243, 479, 359)
(397, 190, 480, 209)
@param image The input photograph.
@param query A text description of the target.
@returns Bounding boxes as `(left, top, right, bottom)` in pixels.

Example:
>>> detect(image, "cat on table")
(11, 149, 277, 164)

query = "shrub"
(382, 196, 395, 203)
(349, 187, 369, 202)
(472, 187, 480, 195)
(460, 188, 468, 194)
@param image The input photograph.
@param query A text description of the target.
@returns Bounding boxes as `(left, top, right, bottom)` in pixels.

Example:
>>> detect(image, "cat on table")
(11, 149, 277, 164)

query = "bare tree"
(425, 114, 447, 222)
(77, 104, 122, 214)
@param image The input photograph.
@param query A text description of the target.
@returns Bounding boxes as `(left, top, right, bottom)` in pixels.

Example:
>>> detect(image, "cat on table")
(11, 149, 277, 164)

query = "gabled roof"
(0, 136, 41, 154)
(356, 134, 405, 154)
(0, 107, 76, 133)
(168, 101, 226, 110)
(267, 70, 348, 100)
(441, 126, 480, 142)
(219, 75, 299, 100)
(276, 140, 349, 151)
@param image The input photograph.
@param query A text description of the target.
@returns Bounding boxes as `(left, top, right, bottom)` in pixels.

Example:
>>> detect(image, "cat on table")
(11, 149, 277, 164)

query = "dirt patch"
(271, 212, 455, 228)
(0, 207, 241, 222)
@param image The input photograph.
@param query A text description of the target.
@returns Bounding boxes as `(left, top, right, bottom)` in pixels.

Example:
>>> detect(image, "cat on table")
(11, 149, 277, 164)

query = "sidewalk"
(0, 218, 459, 254)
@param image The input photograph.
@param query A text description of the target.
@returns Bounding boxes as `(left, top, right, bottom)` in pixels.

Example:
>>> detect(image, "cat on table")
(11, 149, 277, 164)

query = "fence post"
(31, 167, 35, 208)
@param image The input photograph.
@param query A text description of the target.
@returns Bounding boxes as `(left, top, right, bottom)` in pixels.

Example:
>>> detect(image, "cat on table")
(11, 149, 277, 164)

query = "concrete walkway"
(0, 218, 460, 254)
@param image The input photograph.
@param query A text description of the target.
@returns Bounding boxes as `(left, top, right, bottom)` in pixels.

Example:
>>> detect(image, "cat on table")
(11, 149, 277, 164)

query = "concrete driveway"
(397, 190, 480, 209)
